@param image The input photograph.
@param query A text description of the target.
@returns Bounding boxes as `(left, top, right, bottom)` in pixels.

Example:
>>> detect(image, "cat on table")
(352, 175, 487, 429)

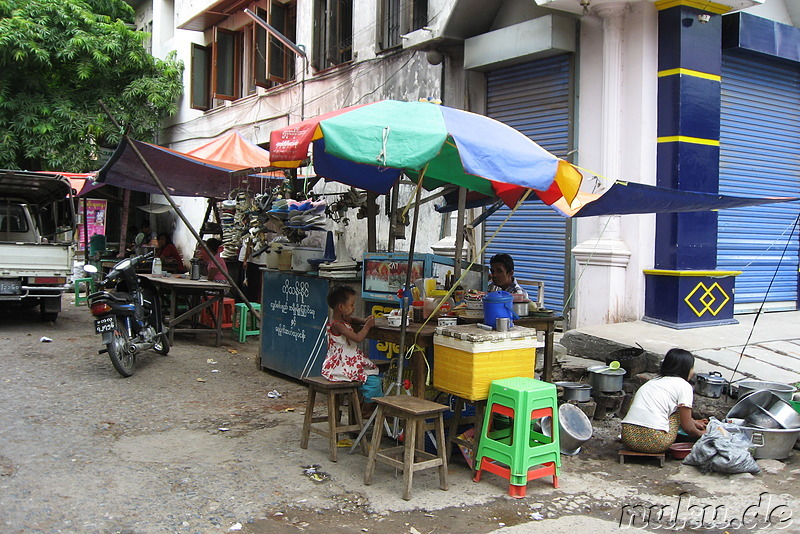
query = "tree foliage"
(0, 0, 184, 171)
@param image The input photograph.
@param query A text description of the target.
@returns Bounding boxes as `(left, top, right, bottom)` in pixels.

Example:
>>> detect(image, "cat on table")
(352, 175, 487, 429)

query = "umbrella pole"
(98, 100, 260, 321)
(348, 178, 423, 455)
(393, 179, 423, 394)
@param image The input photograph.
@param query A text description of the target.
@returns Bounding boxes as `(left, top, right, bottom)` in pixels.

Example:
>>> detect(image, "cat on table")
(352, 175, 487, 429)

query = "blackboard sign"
(260, 271, 329, 379)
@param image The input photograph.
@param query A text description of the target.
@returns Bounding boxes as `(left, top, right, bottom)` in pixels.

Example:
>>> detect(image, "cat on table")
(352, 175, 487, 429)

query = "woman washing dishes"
(621, 348, 708, 453)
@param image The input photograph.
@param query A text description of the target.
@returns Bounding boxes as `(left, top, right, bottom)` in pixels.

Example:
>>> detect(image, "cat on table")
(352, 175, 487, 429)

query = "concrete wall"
(140, 0, 448, 265)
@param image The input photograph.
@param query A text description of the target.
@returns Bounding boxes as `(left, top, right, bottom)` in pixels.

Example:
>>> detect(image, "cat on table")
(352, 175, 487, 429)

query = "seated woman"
(203, 238, 229, 282)
(621, 348, 708, 453)
(155, 233, 187, 273)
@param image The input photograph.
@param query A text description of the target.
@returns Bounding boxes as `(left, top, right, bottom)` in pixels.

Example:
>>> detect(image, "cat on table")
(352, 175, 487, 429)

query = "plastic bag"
(683, 417, 760, 474)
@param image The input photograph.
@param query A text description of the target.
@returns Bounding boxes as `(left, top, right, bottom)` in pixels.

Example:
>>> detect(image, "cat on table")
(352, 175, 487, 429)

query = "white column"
(571, 2, 633, 328)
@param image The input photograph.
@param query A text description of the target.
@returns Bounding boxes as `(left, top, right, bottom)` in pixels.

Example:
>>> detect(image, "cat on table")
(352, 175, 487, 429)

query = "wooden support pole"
(98, 100, 260, 321)
(453, 187, 467, 278)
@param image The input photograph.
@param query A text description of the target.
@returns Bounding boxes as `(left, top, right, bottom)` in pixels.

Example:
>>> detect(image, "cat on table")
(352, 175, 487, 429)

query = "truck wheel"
(107, 317, 136, 377)
(40, 309, 58, 322)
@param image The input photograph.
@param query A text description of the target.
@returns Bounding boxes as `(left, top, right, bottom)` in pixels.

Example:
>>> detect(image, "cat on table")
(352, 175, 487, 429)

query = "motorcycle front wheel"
(153, 328, 170, 355)
(107, 316, 136, 377)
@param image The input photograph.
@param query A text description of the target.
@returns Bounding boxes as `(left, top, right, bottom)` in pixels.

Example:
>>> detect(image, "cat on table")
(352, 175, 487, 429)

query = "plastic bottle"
(151, 257, 162, 275)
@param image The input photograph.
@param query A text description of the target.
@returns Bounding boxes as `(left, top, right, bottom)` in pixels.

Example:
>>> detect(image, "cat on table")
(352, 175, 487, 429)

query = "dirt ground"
(1, 298, 799, 534)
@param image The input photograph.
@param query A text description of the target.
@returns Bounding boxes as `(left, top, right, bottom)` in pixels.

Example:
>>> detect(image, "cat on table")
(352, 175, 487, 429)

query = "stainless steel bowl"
(727, 390, 800, 429)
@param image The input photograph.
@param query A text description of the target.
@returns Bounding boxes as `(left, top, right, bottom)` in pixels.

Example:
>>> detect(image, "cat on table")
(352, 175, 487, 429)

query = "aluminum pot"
(739, 426, 800, 460)
(513, 301, 529, 317)
(540, 403, 593, 455)
(695, 371, 727, 398)
(731, 380, 797, 402)
(555, 382, 592, 402)
(587, 365, 626, 393)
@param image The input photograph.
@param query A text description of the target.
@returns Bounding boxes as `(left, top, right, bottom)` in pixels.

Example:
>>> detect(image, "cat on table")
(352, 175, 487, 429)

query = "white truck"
(0, 170, 77, 322)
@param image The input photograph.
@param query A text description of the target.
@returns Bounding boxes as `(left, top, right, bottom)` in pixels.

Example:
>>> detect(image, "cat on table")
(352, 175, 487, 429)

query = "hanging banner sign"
(77, 198, 108, 251)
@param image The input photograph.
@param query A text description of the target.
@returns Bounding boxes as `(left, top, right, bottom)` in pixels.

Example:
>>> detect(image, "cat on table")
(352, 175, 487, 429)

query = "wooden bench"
(619, 449, 665, 467)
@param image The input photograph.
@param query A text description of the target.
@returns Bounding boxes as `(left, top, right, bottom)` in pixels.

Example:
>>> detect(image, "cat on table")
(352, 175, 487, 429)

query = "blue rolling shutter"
(484, 55, 573, 312)
(718, 52, 800, 311)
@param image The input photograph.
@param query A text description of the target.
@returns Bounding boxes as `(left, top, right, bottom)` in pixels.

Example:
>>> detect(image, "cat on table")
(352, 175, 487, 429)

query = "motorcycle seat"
(94, 291, 131, 303)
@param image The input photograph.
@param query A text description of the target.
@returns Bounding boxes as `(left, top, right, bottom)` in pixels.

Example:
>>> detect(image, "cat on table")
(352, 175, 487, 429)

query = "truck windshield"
(0, 204, 29, 233)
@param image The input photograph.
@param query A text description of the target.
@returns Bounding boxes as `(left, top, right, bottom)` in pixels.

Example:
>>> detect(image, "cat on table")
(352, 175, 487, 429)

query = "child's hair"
(327, 284, 356, 309)
(659, 348, 695, 381)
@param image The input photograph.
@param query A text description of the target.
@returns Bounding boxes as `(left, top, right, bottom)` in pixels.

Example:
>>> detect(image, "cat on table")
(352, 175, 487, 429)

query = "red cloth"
(156, 243, 186, 273)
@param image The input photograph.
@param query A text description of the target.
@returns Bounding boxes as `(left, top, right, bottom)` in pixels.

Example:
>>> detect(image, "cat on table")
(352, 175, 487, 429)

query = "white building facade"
(135, 0, 800, 329)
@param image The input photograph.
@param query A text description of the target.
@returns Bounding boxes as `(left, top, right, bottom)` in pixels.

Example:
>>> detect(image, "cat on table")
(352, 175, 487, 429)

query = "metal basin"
(739, 426, 800, 460)
(732, 380, 797, 402)
(726, 390, 800, 430)
(540, 403, 593, 455)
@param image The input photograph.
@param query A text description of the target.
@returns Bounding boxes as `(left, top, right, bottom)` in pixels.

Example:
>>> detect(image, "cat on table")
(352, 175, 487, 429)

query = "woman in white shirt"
(621, 348, 708, 453)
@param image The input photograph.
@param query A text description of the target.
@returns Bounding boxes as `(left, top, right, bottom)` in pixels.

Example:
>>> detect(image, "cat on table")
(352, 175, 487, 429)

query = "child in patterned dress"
(322, 285, 383, 409)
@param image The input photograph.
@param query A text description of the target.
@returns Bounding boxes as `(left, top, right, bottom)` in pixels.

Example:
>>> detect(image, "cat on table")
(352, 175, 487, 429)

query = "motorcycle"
(83, 252, 170, 377)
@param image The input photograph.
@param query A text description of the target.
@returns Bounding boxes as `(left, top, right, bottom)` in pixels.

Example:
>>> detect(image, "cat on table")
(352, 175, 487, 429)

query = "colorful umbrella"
(269, 100, 582, 207)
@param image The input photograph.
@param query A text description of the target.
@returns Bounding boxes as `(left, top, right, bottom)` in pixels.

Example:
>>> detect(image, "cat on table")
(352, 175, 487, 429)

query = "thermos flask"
(190, 258, 201, 280)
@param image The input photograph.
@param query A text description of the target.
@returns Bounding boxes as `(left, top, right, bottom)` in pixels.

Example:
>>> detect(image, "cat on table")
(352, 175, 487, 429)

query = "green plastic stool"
(74, 277, 96, 307)
(473, 377, 560, 497)
(233, 302, 261, 343)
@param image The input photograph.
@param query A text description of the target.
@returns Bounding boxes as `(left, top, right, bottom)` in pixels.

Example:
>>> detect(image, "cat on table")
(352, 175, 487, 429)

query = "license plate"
(94, 316, 116, 334)
(0, 279, 21, 295)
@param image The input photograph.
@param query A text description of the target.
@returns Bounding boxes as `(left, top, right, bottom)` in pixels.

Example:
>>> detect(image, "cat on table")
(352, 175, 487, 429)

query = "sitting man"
(487, 253, 529, 300)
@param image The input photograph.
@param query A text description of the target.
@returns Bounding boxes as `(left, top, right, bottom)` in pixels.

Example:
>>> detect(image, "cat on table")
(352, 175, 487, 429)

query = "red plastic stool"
(200, 297, 235, 329)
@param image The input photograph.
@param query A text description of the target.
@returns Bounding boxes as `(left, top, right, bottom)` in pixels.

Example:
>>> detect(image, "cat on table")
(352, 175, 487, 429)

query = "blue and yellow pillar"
(645, 0, 739, 328)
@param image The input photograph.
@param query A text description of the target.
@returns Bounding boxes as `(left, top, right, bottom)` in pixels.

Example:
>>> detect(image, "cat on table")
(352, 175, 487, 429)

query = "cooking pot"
(540, 403, 593, 455)
(587, 365, 626, 393)
(290, 247, 324, 272)
(730, 380, 797, 402)
(555, 382, 593, 402)
(695, 371, 727, 398)
(512, 301, 529, 317)
(739, 426, 800, 460)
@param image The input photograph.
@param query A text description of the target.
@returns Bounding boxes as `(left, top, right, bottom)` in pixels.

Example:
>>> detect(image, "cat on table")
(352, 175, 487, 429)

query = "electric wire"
(728, 211, 800, 382)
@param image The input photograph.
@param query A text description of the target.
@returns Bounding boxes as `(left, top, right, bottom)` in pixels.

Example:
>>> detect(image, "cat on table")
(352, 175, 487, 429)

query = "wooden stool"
(365, 396, 449, 501)
(300, 377, 367, 462)
(445, 396, 487, 471)
(619, 450, 665, 467)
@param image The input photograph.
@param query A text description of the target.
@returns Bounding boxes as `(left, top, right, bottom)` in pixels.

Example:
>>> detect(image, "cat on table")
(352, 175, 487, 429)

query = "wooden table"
(365, 318, 437, 399)
(141, 274, 230, 347)
(512, 315, 563, 382)
(365, 314, 562, 396)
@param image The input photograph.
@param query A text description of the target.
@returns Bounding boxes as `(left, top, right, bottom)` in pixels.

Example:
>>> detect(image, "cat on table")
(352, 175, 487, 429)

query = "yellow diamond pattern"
(684, 282, 730, 317)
